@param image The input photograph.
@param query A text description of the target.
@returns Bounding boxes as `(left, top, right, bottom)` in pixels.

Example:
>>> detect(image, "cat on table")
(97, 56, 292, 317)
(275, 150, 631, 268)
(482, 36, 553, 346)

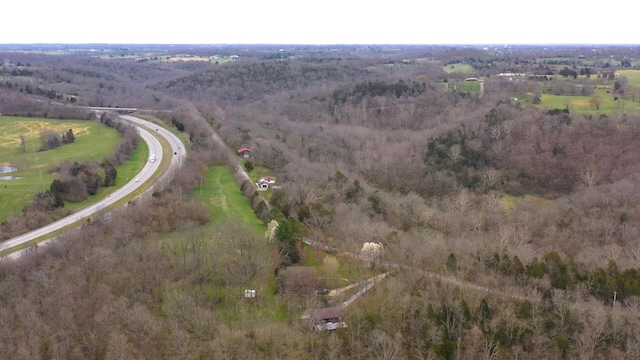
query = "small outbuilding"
(309, 306, 347, 331)
(237, 147, 251, 159)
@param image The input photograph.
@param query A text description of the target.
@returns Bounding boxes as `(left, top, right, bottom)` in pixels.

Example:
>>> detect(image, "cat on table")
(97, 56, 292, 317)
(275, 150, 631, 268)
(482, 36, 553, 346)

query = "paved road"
(120, 115, 186, 171)
(0, 115, 184, 259)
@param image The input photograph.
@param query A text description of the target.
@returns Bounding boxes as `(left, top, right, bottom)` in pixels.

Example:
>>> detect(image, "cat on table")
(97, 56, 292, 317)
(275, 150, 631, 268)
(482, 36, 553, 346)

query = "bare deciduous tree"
(573, 309, 611, 358)
(448, 189, 473, 214)
(370, 329, 401, 360)
(447, 144, 462, 161)
(481, 169, 502, 190)
(580, 164, 600, 188)
(487, 125, 502, 142)
(485, 191, 502, 208)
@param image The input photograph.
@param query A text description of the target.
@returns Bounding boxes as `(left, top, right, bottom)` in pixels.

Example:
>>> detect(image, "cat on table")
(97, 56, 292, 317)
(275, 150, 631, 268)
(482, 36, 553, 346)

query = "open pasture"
(616, 70, 640, 86)
(537, 89, 640, 115)
(443, 63, 475, 73)
(0, 116, 121, 222)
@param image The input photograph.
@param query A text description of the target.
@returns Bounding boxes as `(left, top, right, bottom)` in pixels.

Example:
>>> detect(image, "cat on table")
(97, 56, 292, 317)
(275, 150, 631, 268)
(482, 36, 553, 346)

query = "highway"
(0, 115, 185, 259)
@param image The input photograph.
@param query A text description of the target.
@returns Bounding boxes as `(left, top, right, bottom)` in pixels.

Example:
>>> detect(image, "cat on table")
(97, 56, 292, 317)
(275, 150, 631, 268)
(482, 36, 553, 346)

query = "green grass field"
(0, 116, 123, 222)
(536, 89, 640, 115)
(458, 81, 481, 92)
(191, 166, 267, 235)
(617, 70, 640, 86)
(436, 80, 482, 94)
(443, 63, 475, 74)
(538, 56, 621, 66)
(527, 68, 640, 115)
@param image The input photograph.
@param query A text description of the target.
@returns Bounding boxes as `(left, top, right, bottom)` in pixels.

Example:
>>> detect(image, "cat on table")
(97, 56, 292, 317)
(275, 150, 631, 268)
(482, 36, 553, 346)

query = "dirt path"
(340, 273, 388, 307)
(304, 238, 536, 303)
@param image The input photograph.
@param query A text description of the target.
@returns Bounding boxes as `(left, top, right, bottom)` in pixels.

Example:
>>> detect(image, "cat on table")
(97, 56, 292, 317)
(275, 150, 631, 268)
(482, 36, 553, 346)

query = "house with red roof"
(237, 147, 251, 159)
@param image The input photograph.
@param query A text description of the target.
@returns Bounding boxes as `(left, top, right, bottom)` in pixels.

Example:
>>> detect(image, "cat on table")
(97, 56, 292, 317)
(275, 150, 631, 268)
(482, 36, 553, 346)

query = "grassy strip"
(191, 166, 267, 235)
(65, 139, 149, 211)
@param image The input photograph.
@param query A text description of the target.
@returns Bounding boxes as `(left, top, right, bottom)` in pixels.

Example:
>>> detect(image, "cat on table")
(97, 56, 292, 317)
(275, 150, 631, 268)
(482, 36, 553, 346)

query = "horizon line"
(2, 42, 640, 47)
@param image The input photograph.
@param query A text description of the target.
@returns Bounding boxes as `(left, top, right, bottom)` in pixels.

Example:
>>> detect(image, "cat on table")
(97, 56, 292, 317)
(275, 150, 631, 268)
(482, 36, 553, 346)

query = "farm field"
(536, 90, 640, 115)
(0, 116, 121, 222)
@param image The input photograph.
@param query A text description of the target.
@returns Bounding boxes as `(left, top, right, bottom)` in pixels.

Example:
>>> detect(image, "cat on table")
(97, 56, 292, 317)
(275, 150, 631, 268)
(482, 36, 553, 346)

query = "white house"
(256, 176, 278, 190)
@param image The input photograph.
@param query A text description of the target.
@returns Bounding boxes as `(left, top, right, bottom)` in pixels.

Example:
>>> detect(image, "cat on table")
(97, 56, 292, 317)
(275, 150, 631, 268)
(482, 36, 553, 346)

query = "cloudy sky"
(2, 0, 638, 45)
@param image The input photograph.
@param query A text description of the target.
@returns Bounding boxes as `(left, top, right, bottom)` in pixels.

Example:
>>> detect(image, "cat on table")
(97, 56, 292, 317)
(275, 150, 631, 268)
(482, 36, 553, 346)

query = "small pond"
(0, 165, 17, 174)
(0, 165, 20, 181)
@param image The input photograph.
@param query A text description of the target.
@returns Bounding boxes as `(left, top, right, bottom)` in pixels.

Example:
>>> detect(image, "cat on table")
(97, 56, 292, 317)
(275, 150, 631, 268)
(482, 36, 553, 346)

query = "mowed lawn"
(191, 166, 266, 236)
(0, 117, 121, 222)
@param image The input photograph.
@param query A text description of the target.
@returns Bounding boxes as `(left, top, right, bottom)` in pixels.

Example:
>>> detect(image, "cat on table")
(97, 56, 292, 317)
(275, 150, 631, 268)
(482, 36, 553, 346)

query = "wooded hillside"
(2, 44, 640, 358)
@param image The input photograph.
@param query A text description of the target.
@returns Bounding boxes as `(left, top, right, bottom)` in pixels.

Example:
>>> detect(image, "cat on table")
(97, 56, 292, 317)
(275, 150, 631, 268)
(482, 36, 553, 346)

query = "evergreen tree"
(65, 128, 75, 143)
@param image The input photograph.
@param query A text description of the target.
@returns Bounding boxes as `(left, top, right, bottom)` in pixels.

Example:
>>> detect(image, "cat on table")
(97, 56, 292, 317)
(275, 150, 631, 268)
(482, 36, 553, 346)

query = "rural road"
(303, 238, 537, 303)
(0, 114, 185, 259)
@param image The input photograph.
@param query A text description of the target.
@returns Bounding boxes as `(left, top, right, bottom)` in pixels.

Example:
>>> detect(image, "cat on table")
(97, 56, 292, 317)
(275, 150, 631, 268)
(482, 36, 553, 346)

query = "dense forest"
(2, 44, 640, 358)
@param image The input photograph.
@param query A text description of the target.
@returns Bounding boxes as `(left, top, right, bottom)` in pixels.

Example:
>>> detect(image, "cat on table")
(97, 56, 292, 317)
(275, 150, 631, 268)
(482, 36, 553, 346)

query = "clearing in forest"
(443, 63, 475, 73)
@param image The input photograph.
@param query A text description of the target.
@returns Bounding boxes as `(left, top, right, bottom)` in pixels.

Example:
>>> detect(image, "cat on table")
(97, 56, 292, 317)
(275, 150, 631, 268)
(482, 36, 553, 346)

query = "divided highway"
(0, 115, 185, 259)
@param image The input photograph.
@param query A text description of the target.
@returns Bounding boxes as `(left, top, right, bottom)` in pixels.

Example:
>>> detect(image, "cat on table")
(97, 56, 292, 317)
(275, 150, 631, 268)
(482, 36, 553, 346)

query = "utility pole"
(612, 291, 617, 343)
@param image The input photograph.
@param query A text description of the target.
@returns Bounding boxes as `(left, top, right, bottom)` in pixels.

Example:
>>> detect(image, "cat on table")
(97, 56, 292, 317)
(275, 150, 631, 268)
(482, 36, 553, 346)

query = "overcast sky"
(2, 0, 638, 45)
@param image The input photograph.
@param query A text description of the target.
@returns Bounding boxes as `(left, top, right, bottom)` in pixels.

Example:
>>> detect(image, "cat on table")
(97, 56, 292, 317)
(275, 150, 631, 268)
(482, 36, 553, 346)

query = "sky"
(2, 0, 639, 45)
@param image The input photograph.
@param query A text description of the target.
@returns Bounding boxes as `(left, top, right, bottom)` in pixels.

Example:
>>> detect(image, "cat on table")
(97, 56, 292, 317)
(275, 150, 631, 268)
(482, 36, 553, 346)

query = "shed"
(237, 147, 251, 159)
(310, 306, 347, 331)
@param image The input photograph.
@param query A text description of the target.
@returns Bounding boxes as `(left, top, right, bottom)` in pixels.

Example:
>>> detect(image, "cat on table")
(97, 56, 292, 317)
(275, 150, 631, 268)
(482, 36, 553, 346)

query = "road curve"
(0, 115, 185, 259)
